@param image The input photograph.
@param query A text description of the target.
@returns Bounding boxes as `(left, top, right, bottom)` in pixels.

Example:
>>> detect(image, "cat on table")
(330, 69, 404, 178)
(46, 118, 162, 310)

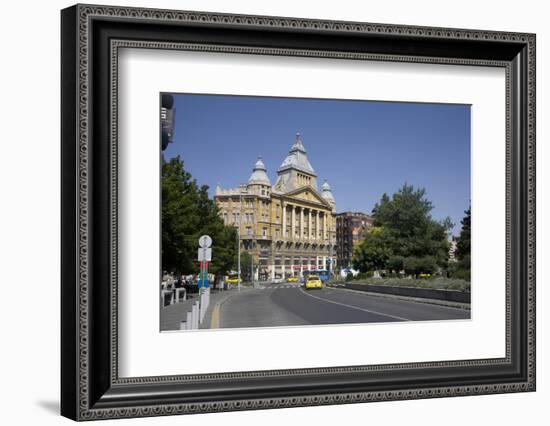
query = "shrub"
(348, 276, 470, 291)
(452, 268, 471, 281)
(354, 271, 373, 280)
(403, 256, 438, 277)
(387, 256, 405, 274)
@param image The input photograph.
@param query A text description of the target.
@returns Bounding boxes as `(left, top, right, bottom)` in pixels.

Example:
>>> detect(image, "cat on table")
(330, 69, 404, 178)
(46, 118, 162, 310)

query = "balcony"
(240, 233, 272, 241)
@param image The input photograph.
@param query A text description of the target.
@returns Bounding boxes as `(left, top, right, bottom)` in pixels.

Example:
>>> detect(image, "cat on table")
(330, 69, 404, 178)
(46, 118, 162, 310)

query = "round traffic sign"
(198, 235, 212, 248)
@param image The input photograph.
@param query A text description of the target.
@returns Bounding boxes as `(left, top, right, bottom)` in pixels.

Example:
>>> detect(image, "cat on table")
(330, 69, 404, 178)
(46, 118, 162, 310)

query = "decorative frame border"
(61, 4, 535, 421)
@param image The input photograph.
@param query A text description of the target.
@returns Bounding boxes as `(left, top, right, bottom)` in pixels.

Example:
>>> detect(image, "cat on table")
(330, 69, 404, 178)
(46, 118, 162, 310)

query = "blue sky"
(163, 94, 470, 236)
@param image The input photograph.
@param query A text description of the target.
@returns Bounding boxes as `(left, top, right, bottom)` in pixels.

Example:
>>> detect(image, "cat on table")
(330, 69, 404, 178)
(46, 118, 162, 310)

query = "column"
(270, 241, 275, 280)
(308, 209, 312, 240)
(300, 208, 304, 240)
(314, 210, 318, 240)
(291, 206, 296, 240)
(323, 256, 327, 270)
(323, 212, 327, 240)
(282, 201, 286, 238)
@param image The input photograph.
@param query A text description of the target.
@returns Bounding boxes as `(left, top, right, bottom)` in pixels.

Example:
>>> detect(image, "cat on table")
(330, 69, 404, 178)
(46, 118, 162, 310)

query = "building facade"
(215, 133, 337, 280)
(336, 212, 374, 268)
(448, 236, 458, 263)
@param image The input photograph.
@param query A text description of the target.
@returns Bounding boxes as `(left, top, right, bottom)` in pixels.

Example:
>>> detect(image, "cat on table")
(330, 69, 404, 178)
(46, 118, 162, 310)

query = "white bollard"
(190, 304, 196, 330)
(199, 289, 210, 324)
(193, 301, 200, 329)
(186, 311, 192, 330)
(199, 293, 204, 324)
(200, 296, 205, 323)
(180, 320, 186, 330)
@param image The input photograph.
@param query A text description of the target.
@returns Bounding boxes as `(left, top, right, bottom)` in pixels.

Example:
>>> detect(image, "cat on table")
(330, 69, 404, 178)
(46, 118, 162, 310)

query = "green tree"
(403, 256, 438, 278)
(239, 251, 253, 282)
(352, 226, 392, 272)
(451, 207, 471, 281)
(455, 207, 471, 260)
(354, 184, 452, 275)
(387, 255, 405, 274)
(161, 156, 237, 276)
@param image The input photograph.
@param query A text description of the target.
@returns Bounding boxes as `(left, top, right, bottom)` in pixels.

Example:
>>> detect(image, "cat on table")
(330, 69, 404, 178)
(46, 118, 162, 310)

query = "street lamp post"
(251, 253, 255, 289)
(237, 183, 247, 292)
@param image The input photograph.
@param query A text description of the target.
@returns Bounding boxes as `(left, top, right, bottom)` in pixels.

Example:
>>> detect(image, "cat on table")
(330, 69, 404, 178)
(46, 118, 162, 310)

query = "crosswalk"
(257, 284, 301, 290)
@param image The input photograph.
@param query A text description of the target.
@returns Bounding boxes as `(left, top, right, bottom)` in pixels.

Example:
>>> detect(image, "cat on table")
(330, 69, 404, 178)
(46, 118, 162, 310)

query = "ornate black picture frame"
(61, 4, 536, 421)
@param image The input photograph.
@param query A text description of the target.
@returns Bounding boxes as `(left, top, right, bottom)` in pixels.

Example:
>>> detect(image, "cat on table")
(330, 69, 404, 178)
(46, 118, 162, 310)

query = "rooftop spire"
(321, 179, 335, 204)
(248, 156, 271, 185)
(277, 132, 316, 176)
(290, 132, 307, 154)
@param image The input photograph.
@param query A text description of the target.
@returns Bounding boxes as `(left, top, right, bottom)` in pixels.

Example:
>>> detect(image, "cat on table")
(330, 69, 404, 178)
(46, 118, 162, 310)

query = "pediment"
(284, 186, 330, 207)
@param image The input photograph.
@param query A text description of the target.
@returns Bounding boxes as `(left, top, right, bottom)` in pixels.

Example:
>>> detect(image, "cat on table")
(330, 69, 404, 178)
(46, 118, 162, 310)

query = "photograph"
(159, 93, 472, 331)
(58, 3, 535, 420)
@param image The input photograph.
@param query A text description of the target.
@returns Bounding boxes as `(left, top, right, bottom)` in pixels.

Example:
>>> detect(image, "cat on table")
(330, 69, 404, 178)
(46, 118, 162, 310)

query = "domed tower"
(247, 156, 271, 197)
(274, 133, 317, 192)
(321, 179, 336, 211)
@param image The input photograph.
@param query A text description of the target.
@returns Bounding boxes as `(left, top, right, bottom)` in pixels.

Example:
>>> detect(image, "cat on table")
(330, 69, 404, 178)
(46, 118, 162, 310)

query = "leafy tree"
(387, 255, 405, 274)
(162, 156, 236, 276)
(354, 184, 452, 275)
(352, 226, 392, 272)
(449, 207, 471, 281)
(455, 207, 471, 260)
(403, 256, 438, 278)
(239, 251, 253, 282)
(162, 156, 200, 274)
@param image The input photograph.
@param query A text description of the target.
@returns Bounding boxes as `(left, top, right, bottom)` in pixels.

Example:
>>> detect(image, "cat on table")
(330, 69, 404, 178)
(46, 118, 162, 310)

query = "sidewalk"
(160, 287, 252, 331)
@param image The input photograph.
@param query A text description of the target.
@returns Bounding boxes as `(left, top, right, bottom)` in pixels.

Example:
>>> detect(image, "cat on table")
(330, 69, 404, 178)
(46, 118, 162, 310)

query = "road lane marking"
(299, 288, 410, 321)
(210, 303, 221, 328)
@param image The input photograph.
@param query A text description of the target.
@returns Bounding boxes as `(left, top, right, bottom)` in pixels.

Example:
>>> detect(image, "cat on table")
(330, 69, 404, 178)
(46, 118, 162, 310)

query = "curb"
(326, 284, 471, 311)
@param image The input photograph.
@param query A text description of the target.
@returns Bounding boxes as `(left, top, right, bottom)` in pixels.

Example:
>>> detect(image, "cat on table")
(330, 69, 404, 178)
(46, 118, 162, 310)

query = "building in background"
(336, 212, 374, 269)
(215, 133, 337, 280)
(448, 236, 458, 263)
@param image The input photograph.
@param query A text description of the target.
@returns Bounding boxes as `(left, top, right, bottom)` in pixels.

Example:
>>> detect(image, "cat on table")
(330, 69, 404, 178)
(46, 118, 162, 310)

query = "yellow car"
(305, 275, 323, 290)
(226, 275, 242, 284)
(287, 276, 299, 283)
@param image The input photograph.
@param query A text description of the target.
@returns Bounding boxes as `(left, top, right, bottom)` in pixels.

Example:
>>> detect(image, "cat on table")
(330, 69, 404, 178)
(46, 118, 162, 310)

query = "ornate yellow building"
(215, 133, 337, 280)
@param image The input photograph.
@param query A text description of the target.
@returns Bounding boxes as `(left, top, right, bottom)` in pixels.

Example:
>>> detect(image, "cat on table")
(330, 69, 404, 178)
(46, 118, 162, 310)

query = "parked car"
(226, 274, 242, 284)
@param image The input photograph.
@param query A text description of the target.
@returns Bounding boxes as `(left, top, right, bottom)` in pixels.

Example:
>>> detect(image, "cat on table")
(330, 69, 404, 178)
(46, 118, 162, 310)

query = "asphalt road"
(215, 282, 470, 329)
